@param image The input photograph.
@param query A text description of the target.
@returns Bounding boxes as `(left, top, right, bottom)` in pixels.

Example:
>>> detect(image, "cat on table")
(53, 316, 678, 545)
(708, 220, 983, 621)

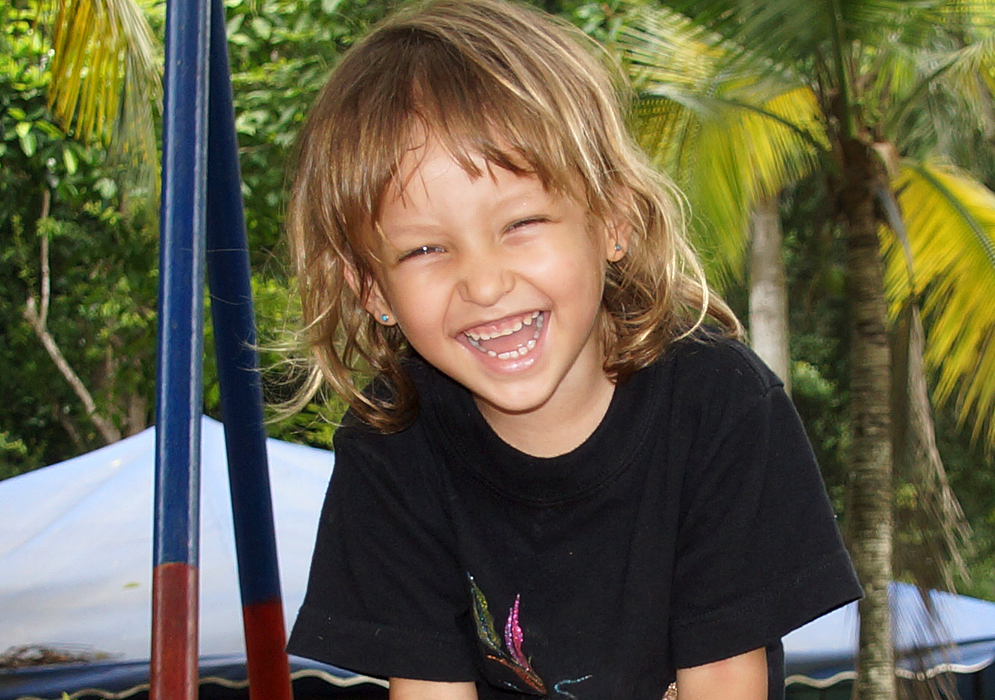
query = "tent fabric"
(0, 417, 384, 700)
(783, 582, 995, 688)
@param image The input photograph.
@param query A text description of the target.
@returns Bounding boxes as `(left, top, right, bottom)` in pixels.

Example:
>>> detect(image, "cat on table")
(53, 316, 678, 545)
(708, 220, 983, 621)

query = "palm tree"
(748, 196, 791, 393)
(614, 3, 995, 698)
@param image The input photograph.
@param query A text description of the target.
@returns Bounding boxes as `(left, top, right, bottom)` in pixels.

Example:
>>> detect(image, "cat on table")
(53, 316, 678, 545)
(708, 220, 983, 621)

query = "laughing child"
(285, 1, 862, 698)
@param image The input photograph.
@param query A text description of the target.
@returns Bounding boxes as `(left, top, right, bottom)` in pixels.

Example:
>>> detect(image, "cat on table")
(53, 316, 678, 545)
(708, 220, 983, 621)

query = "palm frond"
(936, 32, 995, 119)
(891, 302, 972, 595)
(883, 3, 995, 137)
(884, 181, 972, 593)
(47, 0, 161, 191)
(618, 8, 825, 282)
(631, 96, 702, 188)
(630, 89, 825, 284)
(691, 88, 825, 278)
(865, 40, 920, 131)
(619, 6, 720, 90)
(881, 160, 995, 450)
(655, 0, 933, 68)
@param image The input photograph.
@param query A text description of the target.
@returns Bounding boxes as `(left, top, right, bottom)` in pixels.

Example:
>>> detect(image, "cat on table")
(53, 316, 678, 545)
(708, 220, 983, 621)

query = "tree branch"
(25, 190, 121, 445)
(39, 188, 51, 326)
(24, 298, 121, 444)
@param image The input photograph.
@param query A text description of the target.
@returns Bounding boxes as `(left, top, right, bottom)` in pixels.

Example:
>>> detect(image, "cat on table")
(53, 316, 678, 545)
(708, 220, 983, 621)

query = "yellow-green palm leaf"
(618, 8, 826, 284)
(882, 160, 995, 448)
(46, 0, 161, 189)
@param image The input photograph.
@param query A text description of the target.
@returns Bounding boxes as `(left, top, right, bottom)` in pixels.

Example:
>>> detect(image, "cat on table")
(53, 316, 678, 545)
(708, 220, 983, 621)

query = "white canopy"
(0, 417, 384, 699)
(0, 416, 330, 661)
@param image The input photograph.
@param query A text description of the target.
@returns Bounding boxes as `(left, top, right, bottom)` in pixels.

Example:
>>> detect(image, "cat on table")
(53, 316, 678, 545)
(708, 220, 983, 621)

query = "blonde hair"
(287, 0, 741, 431)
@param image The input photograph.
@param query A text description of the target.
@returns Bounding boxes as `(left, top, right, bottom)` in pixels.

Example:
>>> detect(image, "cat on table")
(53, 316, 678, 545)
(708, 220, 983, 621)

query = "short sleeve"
(668, 367, 861, 670)
(287, 425, 478, 681)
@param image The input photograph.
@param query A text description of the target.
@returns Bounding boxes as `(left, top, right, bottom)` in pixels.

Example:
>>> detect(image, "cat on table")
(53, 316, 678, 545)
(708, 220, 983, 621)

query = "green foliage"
(775, 177, 853, 514)
(0, 430, 36, 481)
(619, 0, 995, 618)
(940, 407, 995, 601)
(0, 0, 407, 472)
(559, 0, 637, 43)
(1, 0, 157, 473)
(619, 0, 995, 451)
(227, 0, 397, 261)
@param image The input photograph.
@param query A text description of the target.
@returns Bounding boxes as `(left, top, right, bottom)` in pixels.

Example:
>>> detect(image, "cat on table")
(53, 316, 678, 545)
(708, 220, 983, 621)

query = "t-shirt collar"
(414, 359, 655, 504)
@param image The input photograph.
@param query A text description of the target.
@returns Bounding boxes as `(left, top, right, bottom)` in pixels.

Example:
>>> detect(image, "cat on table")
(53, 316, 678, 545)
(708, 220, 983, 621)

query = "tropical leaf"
(45, 0, 162, 191)
(884, 26, 995, 140)
(618, 9, 825, 283)
(890, 302, 972, 594)
(934, 31, 995, 122)
(884, 176, 972, 594)
(655, 0, 934, 69)
(881, 160, 995, 449)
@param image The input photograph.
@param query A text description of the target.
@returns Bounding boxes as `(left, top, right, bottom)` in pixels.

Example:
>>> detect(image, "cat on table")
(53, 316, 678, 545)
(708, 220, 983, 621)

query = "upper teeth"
(465, 311, 540, 341)
(465, 311, 544, 359)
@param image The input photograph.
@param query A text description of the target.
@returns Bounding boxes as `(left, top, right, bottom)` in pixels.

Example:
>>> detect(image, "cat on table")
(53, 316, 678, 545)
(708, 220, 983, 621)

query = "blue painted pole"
(151, 0, 210, 692)
(205, 0, 293, 696)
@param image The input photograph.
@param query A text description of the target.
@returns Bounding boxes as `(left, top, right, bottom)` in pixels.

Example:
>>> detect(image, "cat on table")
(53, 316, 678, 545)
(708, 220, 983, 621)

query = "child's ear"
(343, 262, 397, 326)
(364, 281, 397, 326)
(603, 187, 635, 262)
(605, 214, 632, 262)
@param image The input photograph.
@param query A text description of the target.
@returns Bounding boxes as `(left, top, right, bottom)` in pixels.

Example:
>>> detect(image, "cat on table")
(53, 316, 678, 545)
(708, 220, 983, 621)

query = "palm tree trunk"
(840, 139, 895, 700)
(749, 196, 791, 394)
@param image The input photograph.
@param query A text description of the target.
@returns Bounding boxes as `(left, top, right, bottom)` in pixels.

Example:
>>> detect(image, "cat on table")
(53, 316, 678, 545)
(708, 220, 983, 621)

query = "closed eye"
(398, 244, 445, 262)
(507, 216, 550, 232)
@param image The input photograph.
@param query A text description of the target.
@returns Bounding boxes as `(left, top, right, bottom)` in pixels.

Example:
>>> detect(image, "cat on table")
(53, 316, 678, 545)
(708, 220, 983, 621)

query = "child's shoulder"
(660, 329, 785, 395)
(333, 355, 447, 445)
(330, 363, 444, 491)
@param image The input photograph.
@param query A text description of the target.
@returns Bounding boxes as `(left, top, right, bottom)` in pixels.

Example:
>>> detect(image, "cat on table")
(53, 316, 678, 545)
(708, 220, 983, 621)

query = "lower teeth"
(467, 313, 543, 359)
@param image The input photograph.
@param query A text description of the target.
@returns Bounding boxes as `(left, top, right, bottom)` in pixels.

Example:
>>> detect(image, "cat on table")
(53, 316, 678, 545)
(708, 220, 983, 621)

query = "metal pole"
(205, 0, 294, 695)
(151, 0, 210, 693)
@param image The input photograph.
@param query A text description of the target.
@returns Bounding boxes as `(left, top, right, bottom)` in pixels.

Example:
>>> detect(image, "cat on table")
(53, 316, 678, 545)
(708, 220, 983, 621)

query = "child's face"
(363, 137, 626, 428)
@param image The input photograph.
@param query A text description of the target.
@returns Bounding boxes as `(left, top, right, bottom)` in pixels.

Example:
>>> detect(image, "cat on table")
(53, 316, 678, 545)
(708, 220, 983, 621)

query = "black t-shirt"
(288, 336, 862, 699)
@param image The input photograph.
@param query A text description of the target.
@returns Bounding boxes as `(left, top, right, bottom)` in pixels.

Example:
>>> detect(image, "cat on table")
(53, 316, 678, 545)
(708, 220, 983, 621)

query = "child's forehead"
(393, 132, 515, 192)
(386, 146, 561, 222)
(382, 122, 573, 207)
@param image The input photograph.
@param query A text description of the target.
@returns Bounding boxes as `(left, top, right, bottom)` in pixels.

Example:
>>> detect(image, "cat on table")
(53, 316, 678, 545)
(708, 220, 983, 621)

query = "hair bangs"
(343, 28, 596, 240)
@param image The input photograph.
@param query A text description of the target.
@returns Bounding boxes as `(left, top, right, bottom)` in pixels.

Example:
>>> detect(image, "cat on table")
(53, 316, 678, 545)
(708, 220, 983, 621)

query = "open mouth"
(464, 311, 544, 360)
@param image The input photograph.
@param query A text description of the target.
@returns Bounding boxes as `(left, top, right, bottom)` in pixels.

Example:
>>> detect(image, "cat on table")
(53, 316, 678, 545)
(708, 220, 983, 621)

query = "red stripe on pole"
(242, 598, 294, 700)
(151, 563, 199, 700)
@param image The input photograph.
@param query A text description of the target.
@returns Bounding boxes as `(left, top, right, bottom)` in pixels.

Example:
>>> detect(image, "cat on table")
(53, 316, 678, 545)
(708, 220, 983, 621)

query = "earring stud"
(615, 243, 622, 252)
(381, 313, 389, 323)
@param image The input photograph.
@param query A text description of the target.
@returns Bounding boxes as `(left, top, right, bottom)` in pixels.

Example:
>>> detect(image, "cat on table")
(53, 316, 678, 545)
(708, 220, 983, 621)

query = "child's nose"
(457, 250, 515, 306)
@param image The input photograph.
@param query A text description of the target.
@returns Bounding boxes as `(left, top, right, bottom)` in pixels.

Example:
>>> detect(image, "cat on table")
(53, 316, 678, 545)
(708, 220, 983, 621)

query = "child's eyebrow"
(380, 220, 445, 239)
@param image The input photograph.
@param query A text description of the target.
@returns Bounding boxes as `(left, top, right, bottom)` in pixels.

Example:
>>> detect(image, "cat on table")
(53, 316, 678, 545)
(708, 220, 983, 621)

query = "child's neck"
(474, 372, 616, 458)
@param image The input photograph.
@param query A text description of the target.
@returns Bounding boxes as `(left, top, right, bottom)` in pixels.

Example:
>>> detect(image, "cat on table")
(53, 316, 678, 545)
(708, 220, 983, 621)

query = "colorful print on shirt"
(468, 574, 592, 699)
